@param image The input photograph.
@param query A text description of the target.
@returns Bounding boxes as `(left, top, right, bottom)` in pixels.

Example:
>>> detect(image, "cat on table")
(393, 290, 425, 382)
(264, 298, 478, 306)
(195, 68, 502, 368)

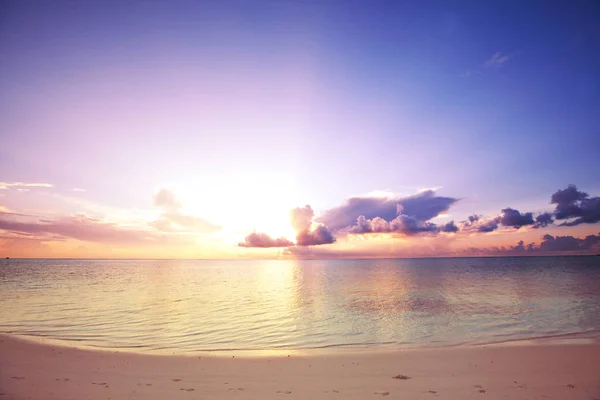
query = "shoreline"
(2, 333, 600, 400)
(2, 328, 600, 358)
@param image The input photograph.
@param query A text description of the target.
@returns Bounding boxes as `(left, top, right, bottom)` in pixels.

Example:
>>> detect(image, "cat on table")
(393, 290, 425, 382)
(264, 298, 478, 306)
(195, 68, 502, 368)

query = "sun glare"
(177, 174, 300, 243)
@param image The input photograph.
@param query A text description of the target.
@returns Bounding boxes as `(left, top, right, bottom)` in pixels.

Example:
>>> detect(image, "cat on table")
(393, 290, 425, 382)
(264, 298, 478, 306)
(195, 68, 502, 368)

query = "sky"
(1, 0, 599, 258)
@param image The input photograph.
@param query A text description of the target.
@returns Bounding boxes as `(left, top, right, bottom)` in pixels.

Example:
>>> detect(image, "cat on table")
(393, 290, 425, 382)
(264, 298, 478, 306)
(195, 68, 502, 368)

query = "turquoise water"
(1, 257, 599, 353)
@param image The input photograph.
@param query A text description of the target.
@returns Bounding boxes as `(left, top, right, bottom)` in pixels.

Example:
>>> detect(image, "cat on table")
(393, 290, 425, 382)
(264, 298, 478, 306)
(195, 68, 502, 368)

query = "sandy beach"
(1, 334, 599, 400)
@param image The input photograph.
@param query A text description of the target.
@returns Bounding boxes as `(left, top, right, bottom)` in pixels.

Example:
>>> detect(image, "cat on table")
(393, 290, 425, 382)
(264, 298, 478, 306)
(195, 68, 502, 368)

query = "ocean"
(1, 257, 599, 353)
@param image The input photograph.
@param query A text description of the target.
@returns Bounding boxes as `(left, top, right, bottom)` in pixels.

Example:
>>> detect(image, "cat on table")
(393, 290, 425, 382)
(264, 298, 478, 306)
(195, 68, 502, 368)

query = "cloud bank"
(239, 184, 600, 251)
(316, 190, 458, 232)
(0, 214, 160, 245)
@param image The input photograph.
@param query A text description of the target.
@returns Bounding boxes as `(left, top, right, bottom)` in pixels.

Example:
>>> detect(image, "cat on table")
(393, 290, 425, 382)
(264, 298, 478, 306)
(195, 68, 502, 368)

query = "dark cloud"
(391, 215, 439, 235)
(238, 232, 294, 248)
(499, 207, 534, 228)
(296, 224, 336, 246)
(533, 212, 553, 229)
(464, 233, 600, 256)
(539, 233, 600, 252)
(477, 218, 500, 232)
(317, 190, 458, 232)
(440, 221, 459, 233)
(509, 240, 525, 252)
(460, 215, 481, 229)
(150, 189, 221, 233)
(0, 214, 161, 244)
(551, 185, 588, 207)
(550, 184, 600, 225)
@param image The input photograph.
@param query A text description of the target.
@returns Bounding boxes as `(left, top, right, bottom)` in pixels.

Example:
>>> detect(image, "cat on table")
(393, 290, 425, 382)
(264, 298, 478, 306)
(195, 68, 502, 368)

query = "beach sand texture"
(1, 334, 599, 400)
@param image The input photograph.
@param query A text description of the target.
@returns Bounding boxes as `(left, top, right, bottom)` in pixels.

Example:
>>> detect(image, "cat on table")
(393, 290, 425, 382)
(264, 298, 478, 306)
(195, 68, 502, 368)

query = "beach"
(2, 334, 599, 400)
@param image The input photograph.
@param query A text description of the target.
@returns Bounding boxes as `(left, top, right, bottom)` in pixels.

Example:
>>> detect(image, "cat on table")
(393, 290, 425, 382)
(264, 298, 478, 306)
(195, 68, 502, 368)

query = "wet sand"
(1, 334, 599, 400)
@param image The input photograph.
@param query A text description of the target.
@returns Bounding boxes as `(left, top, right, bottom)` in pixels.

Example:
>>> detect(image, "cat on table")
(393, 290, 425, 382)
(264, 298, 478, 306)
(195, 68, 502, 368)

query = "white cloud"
(0, 182, 54, 190)
(460, 69, 485, 78)
(483, 52, 513, 69)
(72, 188, 86, 192)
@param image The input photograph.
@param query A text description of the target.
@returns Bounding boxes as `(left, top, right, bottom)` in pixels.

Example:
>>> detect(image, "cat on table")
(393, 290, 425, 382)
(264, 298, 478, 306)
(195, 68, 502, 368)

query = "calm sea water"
(1, 257, 599, 353)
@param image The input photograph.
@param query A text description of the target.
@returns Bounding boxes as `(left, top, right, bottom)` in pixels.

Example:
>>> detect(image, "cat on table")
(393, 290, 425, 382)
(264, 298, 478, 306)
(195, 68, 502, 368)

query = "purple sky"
(1, 1, 599, 258)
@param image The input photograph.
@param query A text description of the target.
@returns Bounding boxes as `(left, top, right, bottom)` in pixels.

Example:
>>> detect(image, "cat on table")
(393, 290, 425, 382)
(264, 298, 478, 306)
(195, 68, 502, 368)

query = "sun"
(176, 173, 300, 243)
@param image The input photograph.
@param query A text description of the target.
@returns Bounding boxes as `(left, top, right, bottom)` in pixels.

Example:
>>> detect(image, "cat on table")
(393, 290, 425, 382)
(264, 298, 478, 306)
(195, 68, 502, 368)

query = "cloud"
(154, 188, 181, 210)
(483, 52, 512, 69)
(551, 184, 588, 206)
(72, 188, 86, 192)
(460, 185, 599, 233)
(0, 182, 54, 190)
(240, 204, 336, 248)
(348, 214, 439, 236)
(499, 207, 534, 228)
(463, 233, 600, 256)
(468, 215, 480, 223)
(296, 224, 336, 246)
(477, 217, 500, 232)
(290, 205, 335, 246)
(290, 205, 314, 232)
(550, 185, 600, 226)
(0, 214, 161, 245)
(241, 184, 600, 250)
(440, 220, 459, 233)
(461, 69, 485, 78)
(539, 233, 600, 252)
(238, 232, 294, 248)
(149, 189, 221, 233)
(149, 212, 221, 233)
(533, 212, 553, 229)
(317, 190, 458, 232)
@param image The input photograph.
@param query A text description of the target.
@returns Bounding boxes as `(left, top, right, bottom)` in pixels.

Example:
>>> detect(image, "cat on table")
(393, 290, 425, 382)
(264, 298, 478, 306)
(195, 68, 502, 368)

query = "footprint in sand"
(427, 390, 438, 394)
(566, 384, 575, 389)
(180, 388, 195, 392)
(172, 378, 182, 382)
(276, 390, 292, 394)
(146, 384, 152, 387)
(473, 385, 487, 393)
(332, 390, 339, 393)
(373, 391, 390, 396)
(11, 377, 25, 380)
(393, 374, 411, 380)
(91, 382, 107, 386)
